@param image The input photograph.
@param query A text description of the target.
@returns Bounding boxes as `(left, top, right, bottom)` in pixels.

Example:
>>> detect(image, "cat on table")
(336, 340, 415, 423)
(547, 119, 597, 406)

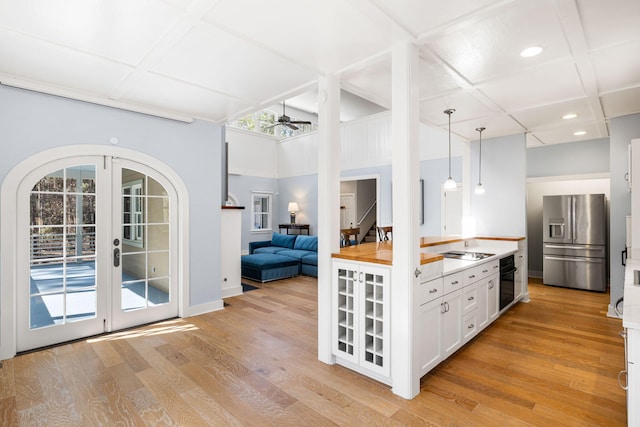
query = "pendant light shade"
(443, 109, 457, 191)
(475, 127, 486, 195)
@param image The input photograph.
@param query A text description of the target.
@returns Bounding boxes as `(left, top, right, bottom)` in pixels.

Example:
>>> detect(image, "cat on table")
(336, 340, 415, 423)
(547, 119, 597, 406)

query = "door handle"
(114, 247, 120, 267)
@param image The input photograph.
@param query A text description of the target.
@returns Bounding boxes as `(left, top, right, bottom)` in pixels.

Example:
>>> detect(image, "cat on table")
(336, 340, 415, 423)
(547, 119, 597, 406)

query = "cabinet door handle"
(468, 323, 475, 329)
(445, 302, 450, 312)
(489, 282, 494, 289)
(429, 288, 438, 294)
(469, 274, 475, 279)
(468, 296, 474, 301)
(451, 280, 459, 285)
(618, 370, 628, 390)
(482, 269, 488, 273)
(441, 302, 446, 314)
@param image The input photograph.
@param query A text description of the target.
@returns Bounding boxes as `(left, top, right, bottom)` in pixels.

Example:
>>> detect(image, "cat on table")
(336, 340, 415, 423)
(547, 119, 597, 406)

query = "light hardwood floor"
(0, 277, 627, 426)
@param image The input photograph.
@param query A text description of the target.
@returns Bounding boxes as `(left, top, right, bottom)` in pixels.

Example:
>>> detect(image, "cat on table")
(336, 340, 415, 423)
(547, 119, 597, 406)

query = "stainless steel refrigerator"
(542, 194, 607, 292)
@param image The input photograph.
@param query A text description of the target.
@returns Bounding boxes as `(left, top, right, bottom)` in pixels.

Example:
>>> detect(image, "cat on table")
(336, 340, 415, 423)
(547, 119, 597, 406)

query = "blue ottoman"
(241, 253, 299, 282)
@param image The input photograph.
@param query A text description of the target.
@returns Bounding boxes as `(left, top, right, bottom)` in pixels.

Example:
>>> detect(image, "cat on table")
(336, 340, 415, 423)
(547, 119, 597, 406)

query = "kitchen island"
(331, 235, 527, 394)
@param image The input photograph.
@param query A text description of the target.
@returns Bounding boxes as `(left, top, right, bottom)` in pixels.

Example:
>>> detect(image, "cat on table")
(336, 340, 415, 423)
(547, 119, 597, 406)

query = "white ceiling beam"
(110, 0, 223, 100)
(1, 74, 194, 123)
(554, 0, 609, 137)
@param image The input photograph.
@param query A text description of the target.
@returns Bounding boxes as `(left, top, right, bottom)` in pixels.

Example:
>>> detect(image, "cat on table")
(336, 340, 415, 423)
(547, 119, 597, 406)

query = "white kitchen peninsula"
(623, 259, 640, 424)
(331, 235, 526, 395)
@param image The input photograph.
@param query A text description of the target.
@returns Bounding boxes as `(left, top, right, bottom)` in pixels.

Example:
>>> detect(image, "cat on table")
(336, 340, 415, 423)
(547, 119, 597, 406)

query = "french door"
(16, 155, 178, 352)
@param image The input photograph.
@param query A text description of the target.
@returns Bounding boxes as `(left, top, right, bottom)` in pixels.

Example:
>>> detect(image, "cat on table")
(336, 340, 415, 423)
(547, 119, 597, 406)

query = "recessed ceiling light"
(573, 130, 587, 136)
(562, 113, 578, 120)
(520, 46, 543, 57)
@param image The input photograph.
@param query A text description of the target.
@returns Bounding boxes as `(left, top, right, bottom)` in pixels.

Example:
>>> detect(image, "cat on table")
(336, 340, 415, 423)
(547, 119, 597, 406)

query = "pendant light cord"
(444, 109, 455, 179)
(476, 127, 485, 184)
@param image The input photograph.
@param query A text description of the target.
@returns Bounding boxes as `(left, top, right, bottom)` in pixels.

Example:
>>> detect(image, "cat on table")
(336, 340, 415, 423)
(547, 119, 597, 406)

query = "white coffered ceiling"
(0, 0, 638, 146)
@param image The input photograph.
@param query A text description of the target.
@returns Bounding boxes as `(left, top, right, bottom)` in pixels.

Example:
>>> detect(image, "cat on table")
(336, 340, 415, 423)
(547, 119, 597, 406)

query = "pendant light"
(475, 127, 486, 195)
(443, 109, 457, 191)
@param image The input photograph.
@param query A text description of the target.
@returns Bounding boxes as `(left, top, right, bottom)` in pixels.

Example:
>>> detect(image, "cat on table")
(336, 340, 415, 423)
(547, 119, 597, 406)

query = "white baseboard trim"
(607, 304, 622, 319)
(187, 299, 224, 317)
(221, 286, 243, 298)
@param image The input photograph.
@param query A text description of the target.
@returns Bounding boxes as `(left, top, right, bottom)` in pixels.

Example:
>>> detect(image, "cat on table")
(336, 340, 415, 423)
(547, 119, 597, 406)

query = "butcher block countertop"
(332, 235, 525, 266)
(420, 235, 525, 247)
(331, 241, 443, 266)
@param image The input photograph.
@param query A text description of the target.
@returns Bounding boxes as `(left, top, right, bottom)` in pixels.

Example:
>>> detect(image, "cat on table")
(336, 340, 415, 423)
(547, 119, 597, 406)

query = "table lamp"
(288, 202, 299, 224)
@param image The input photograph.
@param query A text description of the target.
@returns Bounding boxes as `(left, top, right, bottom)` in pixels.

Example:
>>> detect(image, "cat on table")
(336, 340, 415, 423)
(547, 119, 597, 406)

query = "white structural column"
(317, 75, 341, 364)
(391, 41, 421, 399)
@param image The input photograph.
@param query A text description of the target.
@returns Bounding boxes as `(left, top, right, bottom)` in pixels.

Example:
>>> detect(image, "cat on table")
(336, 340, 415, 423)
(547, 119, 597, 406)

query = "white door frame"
(1, 145, 190, 360)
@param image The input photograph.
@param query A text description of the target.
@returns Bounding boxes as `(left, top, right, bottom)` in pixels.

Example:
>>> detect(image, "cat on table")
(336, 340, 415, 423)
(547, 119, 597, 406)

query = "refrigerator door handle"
(544, 255, 603, 263)
(572, 196, 577, 242)
(544, 244, 604, 251)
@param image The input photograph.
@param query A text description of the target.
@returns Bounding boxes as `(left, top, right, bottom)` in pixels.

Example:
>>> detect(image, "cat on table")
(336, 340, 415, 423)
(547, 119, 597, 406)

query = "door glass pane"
(147, 224, 169, 251)
(120, 169, 171, 312)
(29, 165, 97, 329)
(121, 280, 147, 311)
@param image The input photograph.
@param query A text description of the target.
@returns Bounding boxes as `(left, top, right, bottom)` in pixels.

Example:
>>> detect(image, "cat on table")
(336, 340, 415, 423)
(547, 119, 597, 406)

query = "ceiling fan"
(270, 101, 312, 130)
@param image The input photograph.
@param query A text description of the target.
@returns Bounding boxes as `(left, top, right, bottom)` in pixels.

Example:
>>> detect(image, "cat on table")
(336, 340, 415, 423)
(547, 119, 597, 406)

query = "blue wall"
(0, 85, 224, 306)
(420, 157, 462, 236)
(470, 133, 527, 236)
(527, 138, 610, 177)
(227, 175, 278, 251)
(278, 174, 318, 233)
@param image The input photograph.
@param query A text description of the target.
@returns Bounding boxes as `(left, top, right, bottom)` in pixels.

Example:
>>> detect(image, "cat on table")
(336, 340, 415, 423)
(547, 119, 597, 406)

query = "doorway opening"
(340, 175, 379, 244)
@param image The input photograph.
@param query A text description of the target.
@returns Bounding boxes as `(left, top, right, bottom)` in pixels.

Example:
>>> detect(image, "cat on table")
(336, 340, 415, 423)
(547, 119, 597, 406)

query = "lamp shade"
(288, 202, 299, 213)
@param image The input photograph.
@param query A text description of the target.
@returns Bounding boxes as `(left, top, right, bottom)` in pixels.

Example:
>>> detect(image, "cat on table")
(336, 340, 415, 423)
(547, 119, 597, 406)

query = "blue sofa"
(242, 233, 318, 281)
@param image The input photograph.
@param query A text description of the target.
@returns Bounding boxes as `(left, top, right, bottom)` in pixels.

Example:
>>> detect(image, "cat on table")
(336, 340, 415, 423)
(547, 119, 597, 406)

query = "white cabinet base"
(221, 209, 243, 298)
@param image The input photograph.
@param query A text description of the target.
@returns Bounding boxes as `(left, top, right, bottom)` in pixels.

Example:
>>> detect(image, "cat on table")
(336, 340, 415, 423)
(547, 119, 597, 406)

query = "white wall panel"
(268, 110, 466, 180)
(340, 111, 393, 170)
(226, 128, 278, 178)
(277, 133, 318, 178)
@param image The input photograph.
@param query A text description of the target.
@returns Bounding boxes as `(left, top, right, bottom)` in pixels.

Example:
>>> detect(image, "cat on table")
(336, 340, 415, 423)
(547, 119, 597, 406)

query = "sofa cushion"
(301, 252, 317, 266)
(293, 235, 318, 252)
(276, 249, 312, 261)
(253, 246, 287, 255)
(241, 253, 299, 269)
(271, 232, 296, 249)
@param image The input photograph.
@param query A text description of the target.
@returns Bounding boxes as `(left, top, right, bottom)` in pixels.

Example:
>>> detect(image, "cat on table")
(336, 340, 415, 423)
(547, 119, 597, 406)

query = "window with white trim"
(123, 179, 144, 247)
(228, 108, 316, 139)
(251, 192, 272, 231)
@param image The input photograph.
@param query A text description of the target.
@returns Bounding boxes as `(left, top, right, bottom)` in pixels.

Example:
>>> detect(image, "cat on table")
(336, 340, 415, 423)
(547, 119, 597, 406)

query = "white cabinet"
(628, 328, 640, 425)
(442, 289, 463, 358)
(220, 209, 243, 298)
(333, 260, 390, 380)
(487, 274, 500, 322)
(417, 278, 444, 375)
(416, 275, 462, 376)
(416, 259, 503, 377)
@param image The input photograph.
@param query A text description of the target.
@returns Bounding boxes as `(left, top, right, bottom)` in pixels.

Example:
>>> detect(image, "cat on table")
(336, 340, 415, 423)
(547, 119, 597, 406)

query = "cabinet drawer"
(443, 272, 463, 294)
(418, 277, 443, 305)
(488, 260, 500, 277)
(463, 260, 499, 285)
(462, 284, 478, 314)
(463, 309, 478, 343)
(463, 265, 482, 284)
